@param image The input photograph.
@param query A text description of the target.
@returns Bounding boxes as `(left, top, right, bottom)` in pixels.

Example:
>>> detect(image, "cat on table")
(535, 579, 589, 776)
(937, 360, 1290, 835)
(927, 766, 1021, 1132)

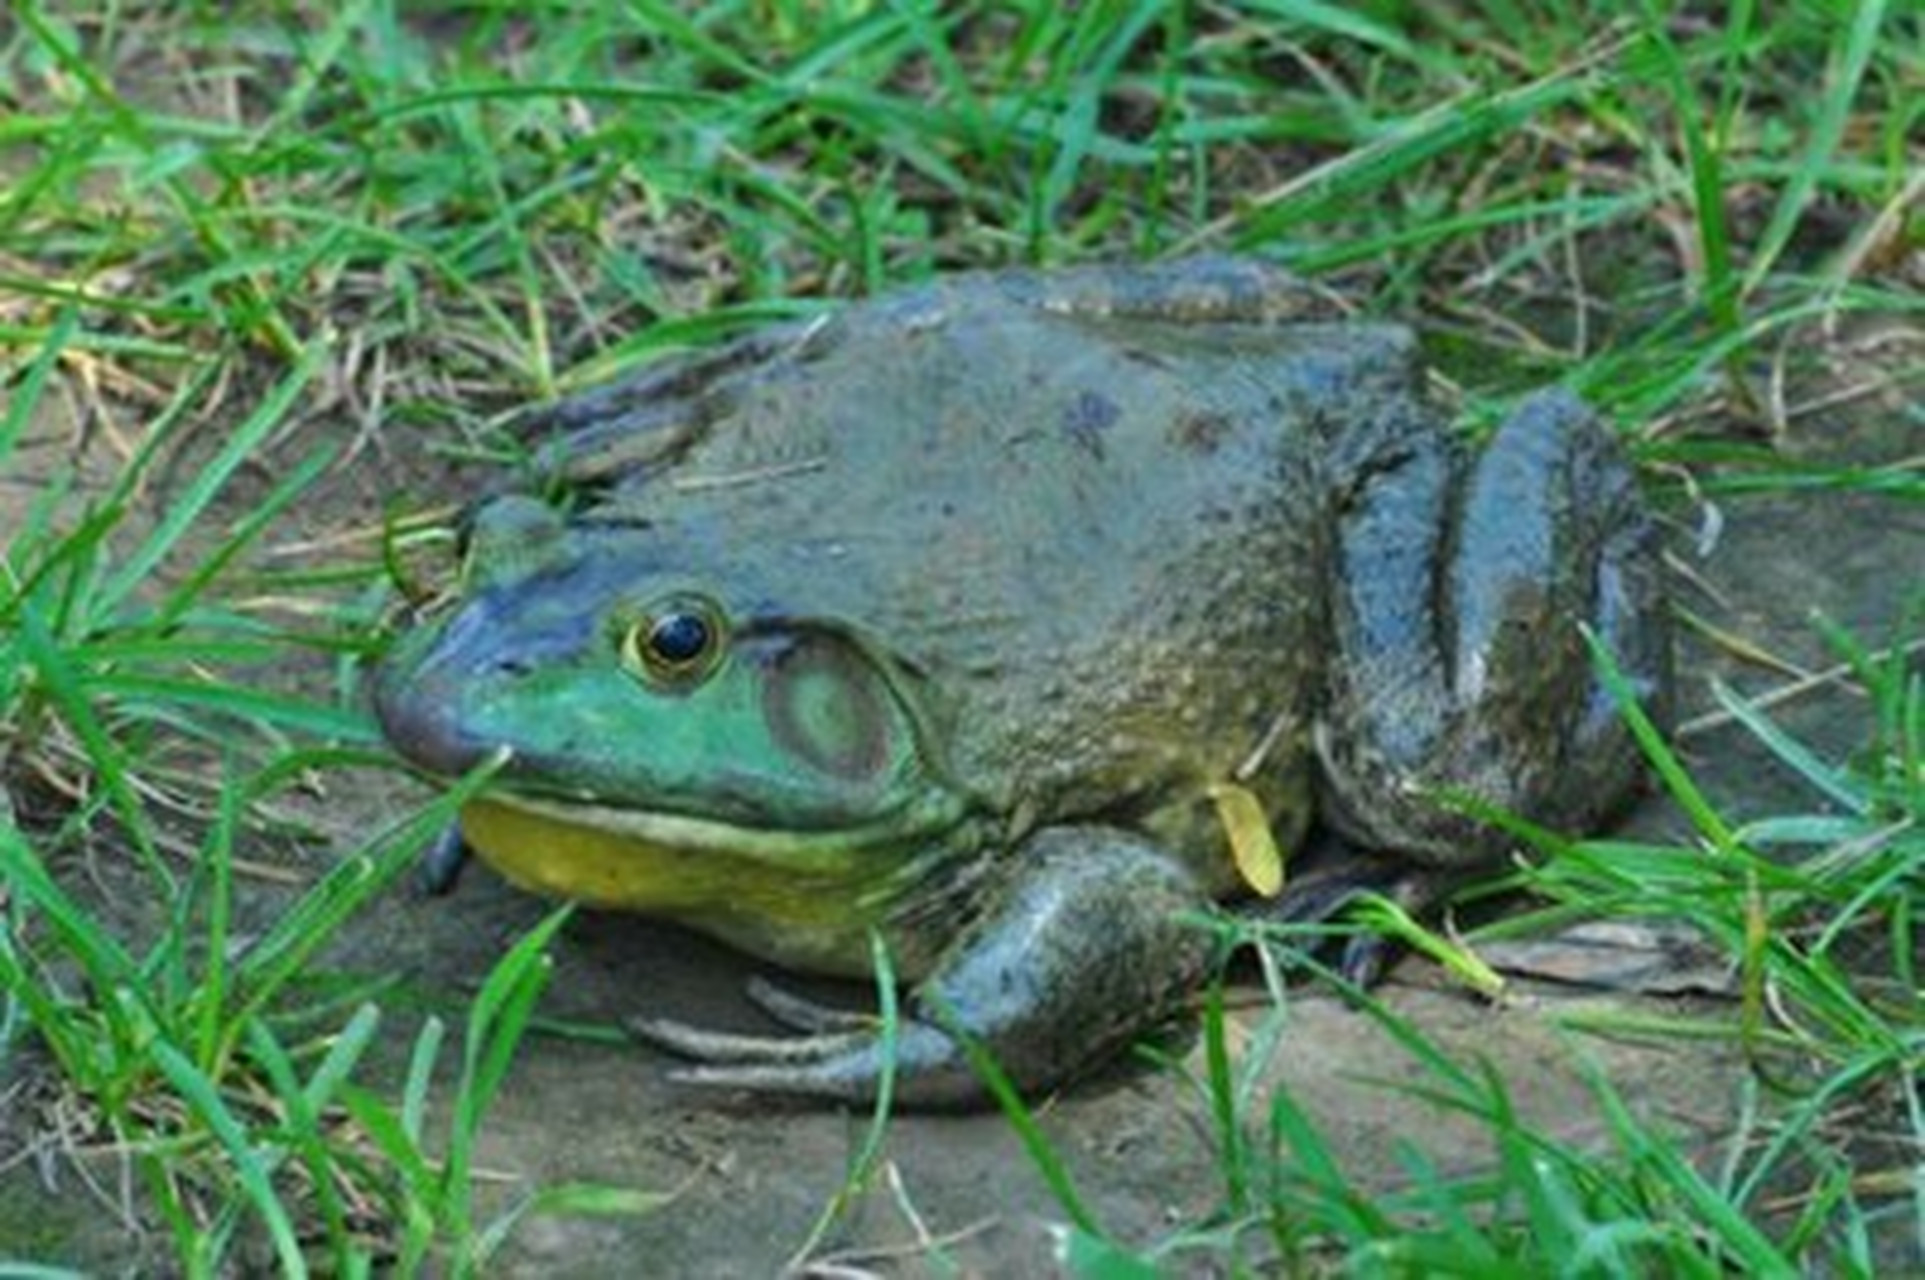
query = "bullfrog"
(373, 256, 1671, 1107)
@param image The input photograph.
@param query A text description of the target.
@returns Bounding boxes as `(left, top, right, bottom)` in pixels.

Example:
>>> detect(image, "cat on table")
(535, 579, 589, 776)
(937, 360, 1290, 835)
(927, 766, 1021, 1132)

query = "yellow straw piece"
(1207, 781, 1284, 897)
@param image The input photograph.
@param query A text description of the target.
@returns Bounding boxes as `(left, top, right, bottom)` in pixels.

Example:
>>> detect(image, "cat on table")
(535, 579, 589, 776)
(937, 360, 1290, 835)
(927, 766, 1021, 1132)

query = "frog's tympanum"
(374, 257, 1671, 1107)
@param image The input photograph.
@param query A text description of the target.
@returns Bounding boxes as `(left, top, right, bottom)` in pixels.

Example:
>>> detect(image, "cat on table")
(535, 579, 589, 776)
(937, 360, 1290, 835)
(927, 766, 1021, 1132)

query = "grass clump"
(0, 339, 658, 1269)
(979, 621, 1921, 1274)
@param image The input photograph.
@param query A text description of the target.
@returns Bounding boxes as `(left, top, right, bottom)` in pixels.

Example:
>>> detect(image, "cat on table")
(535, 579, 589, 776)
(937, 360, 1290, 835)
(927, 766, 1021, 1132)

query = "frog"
(373, 255, 1671, 1108)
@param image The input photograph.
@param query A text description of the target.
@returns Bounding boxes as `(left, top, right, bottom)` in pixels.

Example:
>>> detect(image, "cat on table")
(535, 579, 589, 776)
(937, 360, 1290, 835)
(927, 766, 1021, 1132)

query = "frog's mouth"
(454, 783, 969, 915)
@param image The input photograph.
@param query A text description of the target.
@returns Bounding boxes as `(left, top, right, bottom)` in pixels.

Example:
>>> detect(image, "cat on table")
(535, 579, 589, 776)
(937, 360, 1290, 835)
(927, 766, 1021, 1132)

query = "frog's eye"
(620, 596, 728, 688)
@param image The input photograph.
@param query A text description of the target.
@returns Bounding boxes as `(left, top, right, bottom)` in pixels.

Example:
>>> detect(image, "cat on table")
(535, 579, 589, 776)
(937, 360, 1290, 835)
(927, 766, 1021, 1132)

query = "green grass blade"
(785, 931, 900, 1268)
(455, 906, 571, 1122)
(147, 1036, 309, 1280)
(926, 986, 1103, 1240)
(96, 340, 326, 619)
(152, 444, 339, 631)
(14, 598, 170, 886)
(1265, 1081, 1389, 1240)
(1638, 4, 1740, 344)
(470, 1182, 679, 1270)
(225, 763, 496, 1035)
(0, 304, 78, 460)
(1200, 982, 1249, 1212)
(83, 673, 378, 743)
(1711, 679, 1872, 816)
(1743, 0, 1891, 294)
(1584, 1060, 1792, 1272)
(401, 1013, 447, 1146)
(241, 1011, 376, 1264)
(189, 759, 240, 1068)
(1226, 70, 1584, 245)
(338, 1081, 440, 1274)
(442, 905, 572, 1262)
(1583, 624, 1743, 856)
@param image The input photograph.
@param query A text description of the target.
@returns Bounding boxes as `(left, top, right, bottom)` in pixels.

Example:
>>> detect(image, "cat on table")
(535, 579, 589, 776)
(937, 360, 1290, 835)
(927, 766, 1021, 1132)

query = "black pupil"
(648, 612, 711, 665)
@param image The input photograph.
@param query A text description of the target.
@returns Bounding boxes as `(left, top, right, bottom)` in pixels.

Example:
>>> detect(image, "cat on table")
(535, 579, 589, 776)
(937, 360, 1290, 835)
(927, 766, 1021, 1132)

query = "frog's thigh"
(1454, 389, 1670, 755)
(1319, 388, 1668, 864)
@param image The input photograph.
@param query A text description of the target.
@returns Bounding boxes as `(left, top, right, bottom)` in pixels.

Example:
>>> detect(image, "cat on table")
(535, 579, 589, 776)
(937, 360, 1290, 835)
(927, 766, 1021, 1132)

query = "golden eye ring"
(620, 596, 728, 687)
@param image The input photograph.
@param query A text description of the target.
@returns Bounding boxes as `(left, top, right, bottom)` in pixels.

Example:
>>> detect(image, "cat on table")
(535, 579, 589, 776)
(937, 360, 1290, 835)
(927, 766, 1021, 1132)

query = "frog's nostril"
(493, 658, 534, 678)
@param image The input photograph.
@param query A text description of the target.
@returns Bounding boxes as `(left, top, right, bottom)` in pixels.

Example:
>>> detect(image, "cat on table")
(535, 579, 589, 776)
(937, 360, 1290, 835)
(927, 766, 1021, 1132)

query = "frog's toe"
(743, 976, 876, 1035)
(628, 1014, 975, 1106)
(628, 1014, 872, 1067)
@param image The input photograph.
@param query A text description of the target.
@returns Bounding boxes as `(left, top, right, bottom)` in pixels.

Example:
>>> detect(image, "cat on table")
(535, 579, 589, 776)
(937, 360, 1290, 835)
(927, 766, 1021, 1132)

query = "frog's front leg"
(1302, 389, 1671, 950)
(631, 827, 1213, 1108)
(415, 824, 471, 895)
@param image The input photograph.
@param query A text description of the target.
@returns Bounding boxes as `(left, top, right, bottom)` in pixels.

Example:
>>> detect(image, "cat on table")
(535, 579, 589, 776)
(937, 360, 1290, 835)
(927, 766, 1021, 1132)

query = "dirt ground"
(3, 332, 1920, 1275)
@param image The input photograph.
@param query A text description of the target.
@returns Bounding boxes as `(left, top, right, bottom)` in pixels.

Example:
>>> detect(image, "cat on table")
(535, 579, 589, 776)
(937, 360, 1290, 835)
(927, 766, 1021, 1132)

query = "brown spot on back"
(1171, 410, 1233, 454)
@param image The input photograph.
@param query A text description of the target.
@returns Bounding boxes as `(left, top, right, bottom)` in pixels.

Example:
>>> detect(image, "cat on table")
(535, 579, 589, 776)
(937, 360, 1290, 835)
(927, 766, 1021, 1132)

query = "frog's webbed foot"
(631, 828, 1212, 1108)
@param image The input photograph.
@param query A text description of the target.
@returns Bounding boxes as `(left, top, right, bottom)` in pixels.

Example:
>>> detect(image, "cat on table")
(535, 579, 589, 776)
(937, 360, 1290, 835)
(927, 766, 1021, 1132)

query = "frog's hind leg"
(1304, 388, 1671, 974)
(631, 827, 1213, 1107)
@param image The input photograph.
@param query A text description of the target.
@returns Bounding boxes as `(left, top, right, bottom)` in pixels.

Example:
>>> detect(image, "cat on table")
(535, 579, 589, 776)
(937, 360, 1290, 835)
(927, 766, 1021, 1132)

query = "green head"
(374, 496, 973, 949)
